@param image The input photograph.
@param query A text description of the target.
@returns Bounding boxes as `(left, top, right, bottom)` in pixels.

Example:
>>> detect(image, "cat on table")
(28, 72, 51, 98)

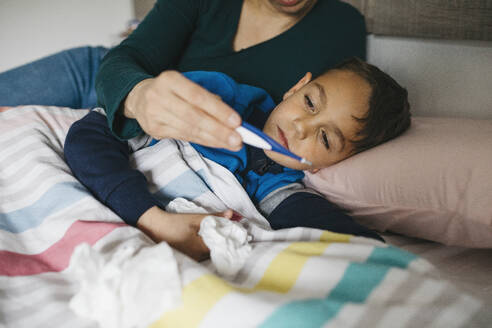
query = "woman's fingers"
(130, 70, 244, 150)
(154, 71, 242, 150)
(151, 114, 238, 150)
(160, 93, 243, 149)
(166, 71, 242, 128)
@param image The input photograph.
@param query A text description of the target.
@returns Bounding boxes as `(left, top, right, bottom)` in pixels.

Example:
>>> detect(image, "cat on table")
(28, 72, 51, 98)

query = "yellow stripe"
(319, 230, 352, 243)
(152, 232, 351, 327)
(248, 233, 349, 293)
(150, 274, 232, 328)
(250, 241, 328, 293)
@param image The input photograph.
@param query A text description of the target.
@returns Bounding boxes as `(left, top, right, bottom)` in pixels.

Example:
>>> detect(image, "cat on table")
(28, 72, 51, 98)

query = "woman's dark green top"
(96, 0, 367, 139)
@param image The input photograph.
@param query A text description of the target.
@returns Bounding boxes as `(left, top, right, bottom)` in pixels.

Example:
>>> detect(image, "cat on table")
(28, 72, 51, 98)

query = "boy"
(64, 57, 410, 260)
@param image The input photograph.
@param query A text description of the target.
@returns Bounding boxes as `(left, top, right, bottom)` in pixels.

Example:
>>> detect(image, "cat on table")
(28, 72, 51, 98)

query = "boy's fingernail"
(228, 133, 241, 147)
(228, 113, 241, 126)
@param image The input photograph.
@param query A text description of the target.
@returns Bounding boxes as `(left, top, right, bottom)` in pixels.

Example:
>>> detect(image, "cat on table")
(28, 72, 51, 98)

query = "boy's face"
(263, 69, 371, 172)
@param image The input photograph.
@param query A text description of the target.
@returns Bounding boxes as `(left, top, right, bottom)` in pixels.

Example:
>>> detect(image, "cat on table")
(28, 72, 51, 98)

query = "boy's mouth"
(277, 127, 289, 150)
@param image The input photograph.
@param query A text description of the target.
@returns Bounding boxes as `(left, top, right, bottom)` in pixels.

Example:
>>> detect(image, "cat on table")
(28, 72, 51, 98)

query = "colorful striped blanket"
(1, 106, 490, 328)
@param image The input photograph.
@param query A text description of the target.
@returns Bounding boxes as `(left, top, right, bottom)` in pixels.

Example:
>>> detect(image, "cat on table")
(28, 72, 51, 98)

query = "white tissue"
(199, 216, 252, 278)
(68, 241, 181, 328)
(166, 198, 252, 278)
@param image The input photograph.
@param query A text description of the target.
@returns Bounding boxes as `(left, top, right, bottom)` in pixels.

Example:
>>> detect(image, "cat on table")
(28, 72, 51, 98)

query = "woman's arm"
(96, 0, 199, 139)
(96, 0, 242, 151)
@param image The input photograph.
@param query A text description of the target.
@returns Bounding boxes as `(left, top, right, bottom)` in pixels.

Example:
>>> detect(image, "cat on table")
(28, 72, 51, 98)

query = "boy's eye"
(321, 131, 330, 149)
(304, 95, 315, 111)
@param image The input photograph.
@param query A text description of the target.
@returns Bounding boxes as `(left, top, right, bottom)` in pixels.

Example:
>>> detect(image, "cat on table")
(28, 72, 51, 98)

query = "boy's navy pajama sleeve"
(267, 192, 384, 242)
(64, 111, 159, 226)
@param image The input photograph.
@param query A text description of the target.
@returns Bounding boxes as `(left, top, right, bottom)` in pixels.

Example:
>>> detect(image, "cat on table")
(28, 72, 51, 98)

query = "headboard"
(342, 0, 492, 41)
(133, 0, 492, 41)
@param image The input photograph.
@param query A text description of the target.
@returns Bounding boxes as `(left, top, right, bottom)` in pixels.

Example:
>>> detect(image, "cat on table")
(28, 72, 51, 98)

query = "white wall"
(368, 36, 492, 120)
(0, 0, 134, 73)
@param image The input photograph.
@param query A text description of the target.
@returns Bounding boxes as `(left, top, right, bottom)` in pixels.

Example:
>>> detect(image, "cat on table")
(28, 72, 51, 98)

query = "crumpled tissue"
(199, 215, 252, 278)
(166, 197, 252, 278)
(68, 240, 181, 328)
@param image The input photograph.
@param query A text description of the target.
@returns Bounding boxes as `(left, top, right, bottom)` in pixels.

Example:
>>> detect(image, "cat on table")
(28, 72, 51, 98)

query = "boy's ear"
(283, 72, 312, 100)
(307, 167, 320, 174)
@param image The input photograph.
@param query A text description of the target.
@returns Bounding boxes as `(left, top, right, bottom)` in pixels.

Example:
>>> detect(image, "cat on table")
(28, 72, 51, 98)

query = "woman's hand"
(137, 206, 234, 261)
(124, 70, 242, 151)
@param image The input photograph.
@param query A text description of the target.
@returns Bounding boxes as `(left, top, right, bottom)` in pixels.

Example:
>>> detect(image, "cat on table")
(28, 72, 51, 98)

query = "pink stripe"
(0, 220, 126, 276)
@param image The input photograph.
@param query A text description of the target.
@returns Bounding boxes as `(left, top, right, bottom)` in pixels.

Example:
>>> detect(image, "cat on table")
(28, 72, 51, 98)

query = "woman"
(97, 0, 366, 151)
(1, 0, 366, 149)
(1, 0, 367, 259)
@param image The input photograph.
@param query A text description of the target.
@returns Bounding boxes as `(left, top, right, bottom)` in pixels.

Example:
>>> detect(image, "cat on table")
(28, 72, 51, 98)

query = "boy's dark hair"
(334, 57, 411, 155)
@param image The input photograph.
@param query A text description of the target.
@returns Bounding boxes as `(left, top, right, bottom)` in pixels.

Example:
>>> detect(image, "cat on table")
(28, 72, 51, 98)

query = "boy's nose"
(293, 118, 308, 140)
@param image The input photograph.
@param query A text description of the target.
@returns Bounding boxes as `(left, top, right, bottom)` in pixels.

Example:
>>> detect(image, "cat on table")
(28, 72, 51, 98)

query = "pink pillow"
(304, 117, 492, 248)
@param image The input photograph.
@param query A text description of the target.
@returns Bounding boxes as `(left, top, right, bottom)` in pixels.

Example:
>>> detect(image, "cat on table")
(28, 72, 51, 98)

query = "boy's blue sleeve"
(267, 192, 384, 242)
(182, 71, 275, 119)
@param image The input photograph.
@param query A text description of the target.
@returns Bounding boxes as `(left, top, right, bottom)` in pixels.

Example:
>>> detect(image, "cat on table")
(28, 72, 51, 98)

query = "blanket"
(1, 106, 490, 328)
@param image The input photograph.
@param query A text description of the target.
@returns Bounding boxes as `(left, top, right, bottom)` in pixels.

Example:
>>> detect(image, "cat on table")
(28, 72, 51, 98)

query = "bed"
(331, 0, 492, 305)
(1, 1, 491, 327)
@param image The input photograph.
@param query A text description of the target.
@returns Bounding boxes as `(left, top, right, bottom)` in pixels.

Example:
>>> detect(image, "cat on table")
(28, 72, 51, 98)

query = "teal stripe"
(0, 181, 89, 233)
(260, 246, 417, 328)
(366, 245, 418, 269)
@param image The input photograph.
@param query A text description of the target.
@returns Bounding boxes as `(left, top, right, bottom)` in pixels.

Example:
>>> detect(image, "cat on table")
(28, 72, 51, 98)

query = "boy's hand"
(137, 206, 234, 261)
